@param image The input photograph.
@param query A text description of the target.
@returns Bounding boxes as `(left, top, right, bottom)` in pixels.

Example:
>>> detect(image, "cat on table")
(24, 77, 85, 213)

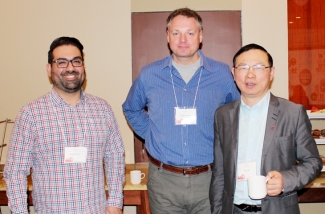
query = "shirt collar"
(240, 90, 271, 110)
(50, 88, 86, 107)
(162, 50, 213, 72)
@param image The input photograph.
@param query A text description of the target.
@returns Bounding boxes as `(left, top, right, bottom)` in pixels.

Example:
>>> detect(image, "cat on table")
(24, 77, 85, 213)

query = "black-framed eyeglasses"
(52, 57, 84, 68)
(235, 64, 271, 73)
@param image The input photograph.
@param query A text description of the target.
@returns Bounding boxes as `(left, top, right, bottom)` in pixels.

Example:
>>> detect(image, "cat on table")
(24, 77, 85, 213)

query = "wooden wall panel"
(131, 11, 241, 163)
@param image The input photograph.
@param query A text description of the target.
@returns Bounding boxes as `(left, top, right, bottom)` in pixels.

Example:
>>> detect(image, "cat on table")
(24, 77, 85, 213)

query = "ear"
(231, 67, 236, 80)
(270, 67, 275, 81)
(199, 30, 203, 43)
(46, 63, 52, 77)
(167, 30, 170, 43)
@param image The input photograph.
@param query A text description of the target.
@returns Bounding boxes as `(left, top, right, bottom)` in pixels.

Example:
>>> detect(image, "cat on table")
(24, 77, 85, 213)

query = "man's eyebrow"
(55, 56, 82, 60)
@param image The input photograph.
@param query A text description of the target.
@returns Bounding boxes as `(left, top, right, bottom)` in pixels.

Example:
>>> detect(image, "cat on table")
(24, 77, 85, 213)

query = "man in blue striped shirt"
(123, 8, 240, 213)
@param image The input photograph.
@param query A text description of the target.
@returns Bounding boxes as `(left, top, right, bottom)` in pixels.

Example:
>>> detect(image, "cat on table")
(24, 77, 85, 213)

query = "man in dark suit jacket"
(209, 43, 322, 214)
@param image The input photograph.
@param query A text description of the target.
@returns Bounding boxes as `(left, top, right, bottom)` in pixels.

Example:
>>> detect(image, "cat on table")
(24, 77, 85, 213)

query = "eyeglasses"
(52, 57, 84, 68)
(235, 64, 271, 73)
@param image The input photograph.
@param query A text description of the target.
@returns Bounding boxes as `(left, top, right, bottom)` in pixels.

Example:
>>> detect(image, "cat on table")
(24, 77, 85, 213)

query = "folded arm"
(122, 76, 149, 139)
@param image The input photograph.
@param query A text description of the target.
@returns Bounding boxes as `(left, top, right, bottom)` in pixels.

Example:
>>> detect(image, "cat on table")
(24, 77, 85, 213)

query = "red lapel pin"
(270, 126, 275, 130)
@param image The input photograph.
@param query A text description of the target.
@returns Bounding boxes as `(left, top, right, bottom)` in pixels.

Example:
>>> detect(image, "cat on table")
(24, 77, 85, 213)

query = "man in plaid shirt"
(4, 37, 125, 214)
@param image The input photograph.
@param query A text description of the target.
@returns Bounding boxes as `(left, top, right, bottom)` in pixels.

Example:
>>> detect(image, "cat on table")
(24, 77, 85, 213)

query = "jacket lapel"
(229, 100, 241, 164)
(261, 94, 280, 169)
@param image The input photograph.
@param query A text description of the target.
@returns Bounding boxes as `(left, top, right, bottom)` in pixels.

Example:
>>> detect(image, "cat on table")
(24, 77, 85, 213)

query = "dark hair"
(232, 43, 273, 68)
(48, 37, 84, 63)
(166, 8, 203, 31)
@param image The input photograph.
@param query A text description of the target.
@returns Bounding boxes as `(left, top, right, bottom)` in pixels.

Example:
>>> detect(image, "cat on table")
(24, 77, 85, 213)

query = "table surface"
(304, 171, 325, 188)
(124, 163, 148, 190)
(0, 163, 149, 191)
(0, 164, 324, 190)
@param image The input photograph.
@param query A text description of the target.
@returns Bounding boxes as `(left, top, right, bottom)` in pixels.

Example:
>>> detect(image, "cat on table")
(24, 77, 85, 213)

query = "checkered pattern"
(4, 89, 125, 214)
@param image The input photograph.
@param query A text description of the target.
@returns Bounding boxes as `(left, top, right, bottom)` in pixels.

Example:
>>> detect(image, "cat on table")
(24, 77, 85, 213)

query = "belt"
(234, 204, 262, 212)
(148, 155, 213, 175)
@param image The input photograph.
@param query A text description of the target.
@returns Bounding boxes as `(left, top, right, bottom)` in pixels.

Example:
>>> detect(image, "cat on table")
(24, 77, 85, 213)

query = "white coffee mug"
(247, 175, 267, 199)
(130, 170, 145, 185)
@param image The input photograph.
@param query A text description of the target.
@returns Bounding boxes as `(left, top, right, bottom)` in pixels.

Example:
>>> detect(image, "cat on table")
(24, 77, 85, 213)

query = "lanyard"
(170, 67, 203, 108)
(51, 94, 88, 147)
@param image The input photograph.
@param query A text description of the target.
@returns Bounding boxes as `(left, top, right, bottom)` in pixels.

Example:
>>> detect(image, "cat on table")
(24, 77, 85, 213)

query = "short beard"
(51, 70, 85, 93)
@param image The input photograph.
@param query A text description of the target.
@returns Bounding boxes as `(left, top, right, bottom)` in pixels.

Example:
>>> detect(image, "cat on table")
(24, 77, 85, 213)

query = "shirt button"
(186, 161, 188, 164)
(184, 142, 186, 145)
(184, 88, 187, 91)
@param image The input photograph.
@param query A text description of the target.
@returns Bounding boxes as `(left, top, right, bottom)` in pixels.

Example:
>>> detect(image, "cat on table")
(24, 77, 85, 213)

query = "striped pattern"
(4, 89, 125, 214)
(123, 50, 240, 166)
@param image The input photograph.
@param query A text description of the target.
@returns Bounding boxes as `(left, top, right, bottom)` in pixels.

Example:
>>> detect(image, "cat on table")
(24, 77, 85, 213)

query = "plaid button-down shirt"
(4, 89, 125, 214)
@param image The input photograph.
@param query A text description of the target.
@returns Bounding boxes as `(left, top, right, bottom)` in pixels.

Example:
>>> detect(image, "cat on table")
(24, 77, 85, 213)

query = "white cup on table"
(247, 175, 268, 199)
(130, 170, 145, 185)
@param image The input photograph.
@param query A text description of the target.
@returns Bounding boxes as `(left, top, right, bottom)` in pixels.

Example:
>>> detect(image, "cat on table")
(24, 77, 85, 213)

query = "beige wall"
(1, 0, 323, 213)
(0, 0, 133, 162)
(0, 0, 289, 165)
(242, 0, 289, 98)
(131, 0, 241, 12)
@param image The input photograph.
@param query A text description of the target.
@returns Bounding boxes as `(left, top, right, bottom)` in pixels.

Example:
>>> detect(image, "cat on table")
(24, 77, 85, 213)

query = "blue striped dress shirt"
(123, 50, 240, 166)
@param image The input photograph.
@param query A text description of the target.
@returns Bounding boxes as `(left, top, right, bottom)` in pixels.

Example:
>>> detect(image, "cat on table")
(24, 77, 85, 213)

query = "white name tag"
(237, 162, 257, 181)
(175, 107, 197, 125)
(64, 147, 88, 163)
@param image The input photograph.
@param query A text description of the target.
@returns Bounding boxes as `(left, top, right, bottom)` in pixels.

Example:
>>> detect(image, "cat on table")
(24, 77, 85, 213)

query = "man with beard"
(4, 37, 125, 214)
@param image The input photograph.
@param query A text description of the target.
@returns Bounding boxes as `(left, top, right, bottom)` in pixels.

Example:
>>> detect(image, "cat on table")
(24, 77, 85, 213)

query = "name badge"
(64, 147, 88, 163)
(237, 162, 256, 181)
(175, 107, 197, 125)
